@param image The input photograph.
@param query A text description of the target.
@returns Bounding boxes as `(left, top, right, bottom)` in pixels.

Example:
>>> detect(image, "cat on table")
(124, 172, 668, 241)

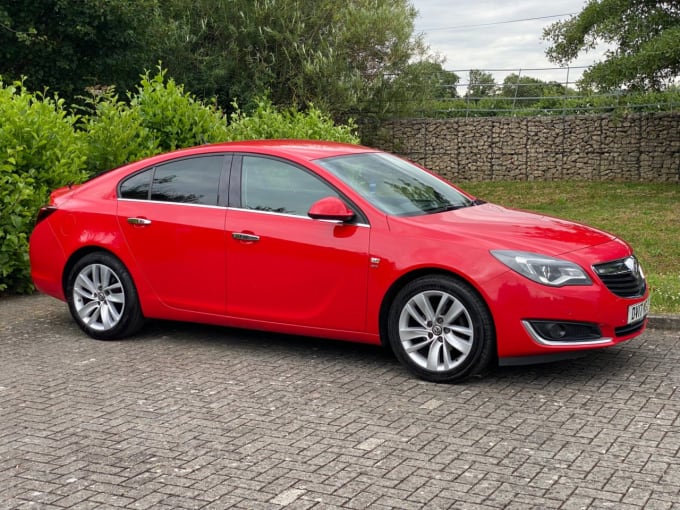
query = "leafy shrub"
(130, 68, 229, 152)
(225, 97, 360, 143)
(1, 69, 361, 294)
(80, 89, 160, 176)
(0, 79, 86, 293)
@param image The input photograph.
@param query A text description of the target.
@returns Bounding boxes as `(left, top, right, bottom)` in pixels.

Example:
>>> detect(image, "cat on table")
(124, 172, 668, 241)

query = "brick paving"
(1, 294, 679, 509)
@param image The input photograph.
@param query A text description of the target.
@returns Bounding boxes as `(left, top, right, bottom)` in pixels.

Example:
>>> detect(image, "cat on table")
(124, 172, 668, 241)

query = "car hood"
(389, 202, 617, 256)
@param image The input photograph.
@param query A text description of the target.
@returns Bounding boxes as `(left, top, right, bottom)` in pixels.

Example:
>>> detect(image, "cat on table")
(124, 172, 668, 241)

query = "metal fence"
(397, 66, 680, 118)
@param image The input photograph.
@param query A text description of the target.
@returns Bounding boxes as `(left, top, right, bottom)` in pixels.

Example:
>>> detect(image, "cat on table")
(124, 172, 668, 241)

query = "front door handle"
(127, 217, 152, 226)
(232, 232, 260, 242)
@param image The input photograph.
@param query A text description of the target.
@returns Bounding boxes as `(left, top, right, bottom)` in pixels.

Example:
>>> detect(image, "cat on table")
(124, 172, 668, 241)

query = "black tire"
(386, 275, 495, 383)
(66, 252, 144, 340)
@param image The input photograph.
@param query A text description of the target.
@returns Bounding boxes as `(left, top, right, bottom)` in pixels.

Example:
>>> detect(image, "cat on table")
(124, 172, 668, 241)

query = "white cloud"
(411, 0, 611, 86)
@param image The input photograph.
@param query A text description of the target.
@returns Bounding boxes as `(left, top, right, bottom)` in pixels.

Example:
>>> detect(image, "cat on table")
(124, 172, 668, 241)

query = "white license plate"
(627, 297, 650, 324)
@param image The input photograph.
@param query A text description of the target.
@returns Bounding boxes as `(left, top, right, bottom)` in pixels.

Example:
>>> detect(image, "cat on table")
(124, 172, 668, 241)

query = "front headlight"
(491, 250, 592, 287)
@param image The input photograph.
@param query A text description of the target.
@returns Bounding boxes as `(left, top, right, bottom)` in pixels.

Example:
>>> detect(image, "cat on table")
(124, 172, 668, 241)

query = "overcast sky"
(411, 0, 610, 87)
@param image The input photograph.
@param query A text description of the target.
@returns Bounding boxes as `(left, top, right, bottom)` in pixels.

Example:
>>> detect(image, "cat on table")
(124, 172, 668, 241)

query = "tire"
(386, 275, 495, 383)
(66, 252, 144, 340)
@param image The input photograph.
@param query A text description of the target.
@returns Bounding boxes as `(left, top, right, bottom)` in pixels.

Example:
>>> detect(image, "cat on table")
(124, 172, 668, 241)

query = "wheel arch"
(378, 268, 497, 351)
(62, 246, 128, 297)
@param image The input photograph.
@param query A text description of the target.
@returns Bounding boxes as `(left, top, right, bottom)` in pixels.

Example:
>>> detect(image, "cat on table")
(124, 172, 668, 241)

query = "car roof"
(177, 139, 377, 161)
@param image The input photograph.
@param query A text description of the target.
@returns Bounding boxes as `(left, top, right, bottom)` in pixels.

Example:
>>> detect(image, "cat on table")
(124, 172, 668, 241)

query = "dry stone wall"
(376, 113, 680, 182)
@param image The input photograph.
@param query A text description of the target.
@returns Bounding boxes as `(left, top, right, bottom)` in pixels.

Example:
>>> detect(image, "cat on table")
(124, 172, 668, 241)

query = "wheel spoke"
(450, 325, 472, 337)
(106, 289, 125, 304)
(442, 299, 465, 325)
(444, 334, 472, 356)
(442, 342, 454, 369)
(426, 340, 443, 371)
(399, 326, 430, 341)
(76, 273, 97, 295)
(412, 293, 436, 322)
(434, 293, 451, 318)
(405, 337, 434, 353)
(404, 302, 428, 328)
(85, 303, 102, 326)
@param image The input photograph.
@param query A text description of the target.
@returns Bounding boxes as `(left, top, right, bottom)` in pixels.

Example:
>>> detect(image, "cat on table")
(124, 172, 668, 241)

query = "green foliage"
(81, 68, 230, 176)
(0, 79, 86, 293)
(500, 74, 569, 107)
(79, 89, 159, 175)
(129, 68, 229, 153)
(0, 69, 361, 293)
(543, 0, 680, 91)
(412, 86, 680, 118)
(0, 0, 167, 101)
(225, 98, 360, 144)
(161, 0, 434, 118)
(467, 70, 497, 98)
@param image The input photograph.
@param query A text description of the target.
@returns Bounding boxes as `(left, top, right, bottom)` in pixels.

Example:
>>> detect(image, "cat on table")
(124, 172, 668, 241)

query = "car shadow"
(128, 318, 636, 386)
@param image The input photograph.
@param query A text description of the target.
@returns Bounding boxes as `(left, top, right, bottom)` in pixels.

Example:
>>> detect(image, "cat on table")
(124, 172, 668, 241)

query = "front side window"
(241, 156, 338, 216)
(317, 152, 473, 216)
(119, 156, 224, 205)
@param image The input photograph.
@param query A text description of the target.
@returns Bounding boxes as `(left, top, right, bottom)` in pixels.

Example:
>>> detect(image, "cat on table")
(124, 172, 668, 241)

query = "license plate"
(627, 297, 650, 324)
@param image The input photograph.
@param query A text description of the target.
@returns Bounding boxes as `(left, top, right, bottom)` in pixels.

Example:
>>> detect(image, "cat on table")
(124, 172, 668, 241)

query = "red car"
(30, 141, 650, 382)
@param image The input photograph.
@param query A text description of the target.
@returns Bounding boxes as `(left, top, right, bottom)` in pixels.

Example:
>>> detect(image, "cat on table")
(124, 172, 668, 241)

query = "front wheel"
(387, 275, 495, 383)
(66, 252, 144, 340)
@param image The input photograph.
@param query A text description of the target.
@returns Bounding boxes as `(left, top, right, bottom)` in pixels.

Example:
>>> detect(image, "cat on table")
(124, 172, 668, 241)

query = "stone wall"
(376, 113, 680, 182)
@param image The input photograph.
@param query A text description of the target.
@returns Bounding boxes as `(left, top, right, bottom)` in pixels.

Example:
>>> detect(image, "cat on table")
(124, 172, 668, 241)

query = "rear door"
(117, 155, 229, 314)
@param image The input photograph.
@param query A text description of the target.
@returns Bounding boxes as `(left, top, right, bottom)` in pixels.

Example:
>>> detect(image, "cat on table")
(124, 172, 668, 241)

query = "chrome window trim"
(117, 198, 226, 210)
(226, 206, 370, 227)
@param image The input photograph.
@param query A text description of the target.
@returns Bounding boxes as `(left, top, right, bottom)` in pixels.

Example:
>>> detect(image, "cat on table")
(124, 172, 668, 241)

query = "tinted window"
(150, 156, 224, 205)
(241, 156, 338, 216)
(120, 169, 152, 199)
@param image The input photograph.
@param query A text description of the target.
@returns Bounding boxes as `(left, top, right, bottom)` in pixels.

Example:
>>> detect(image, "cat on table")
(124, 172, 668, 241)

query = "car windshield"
(316, 152, 473, 216)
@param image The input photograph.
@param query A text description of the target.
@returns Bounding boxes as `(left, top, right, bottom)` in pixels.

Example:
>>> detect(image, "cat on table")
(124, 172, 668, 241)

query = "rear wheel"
(66, 252, 144, 340)
(387, 275, 495, 383)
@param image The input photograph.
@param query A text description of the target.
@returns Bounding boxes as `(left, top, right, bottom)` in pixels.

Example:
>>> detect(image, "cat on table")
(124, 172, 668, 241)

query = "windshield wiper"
(423, 204, 466, 214)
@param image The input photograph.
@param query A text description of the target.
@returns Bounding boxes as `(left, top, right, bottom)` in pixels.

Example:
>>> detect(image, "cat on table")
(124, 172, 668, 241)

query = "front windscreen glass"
(316, 152, 472, 216)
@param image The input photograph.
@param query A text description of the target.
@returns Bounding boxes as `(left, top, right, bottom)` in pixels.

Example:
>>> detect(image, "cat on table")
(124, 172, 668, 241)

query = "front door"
(225, 155, 370, 332)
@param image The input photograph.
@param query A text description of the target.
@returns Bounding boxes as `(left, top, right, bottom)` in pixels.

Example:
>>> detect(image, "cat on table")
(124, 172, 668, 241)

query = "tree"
(466, 69, 497, 98)
(160, 0, 435, 117)
(0, 0, 167, 100)
(543, 0, 680, 91)
(500, 74, 568, 106)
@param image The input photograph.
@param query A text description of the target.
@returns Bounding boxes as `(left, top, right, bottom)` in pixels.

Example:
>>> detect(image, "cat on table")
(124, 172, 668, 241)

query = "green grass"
(461, 181, 680, 314)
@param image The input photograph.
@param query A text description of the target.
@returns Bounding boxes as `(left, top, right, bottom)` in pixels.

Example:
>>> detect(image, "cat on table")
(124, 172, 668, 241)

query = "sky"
(411, 0, 610, 89)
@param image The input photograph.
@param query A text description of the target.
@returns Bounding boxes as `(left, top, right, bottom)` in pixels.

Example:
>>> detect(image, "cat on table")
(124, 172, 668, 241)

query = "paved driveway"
(1, 294, 678, 509)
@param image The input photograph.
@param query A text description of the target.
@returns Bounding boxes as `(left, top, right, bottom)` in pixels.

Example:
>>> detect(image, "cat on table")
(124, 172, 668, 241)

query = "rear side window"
(119, 156, 224, 205)
(120, 169, 152, 199)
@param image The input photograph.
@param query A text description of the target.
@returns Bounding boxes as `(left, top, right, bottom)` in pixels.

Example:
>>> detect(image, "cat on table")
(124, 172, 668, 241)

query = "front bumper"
(483, 244, 650, 360)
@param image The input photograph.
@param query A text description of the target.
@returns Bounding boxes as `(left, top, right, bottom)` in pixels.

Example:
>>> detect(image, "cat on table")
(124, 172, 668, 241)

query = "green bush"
(0, 79, 87, 293)
(80, 89, 160, 176)
(130, 68, 229, 152)
(81, 68, 230, 176)
(225, 97, 360, 143)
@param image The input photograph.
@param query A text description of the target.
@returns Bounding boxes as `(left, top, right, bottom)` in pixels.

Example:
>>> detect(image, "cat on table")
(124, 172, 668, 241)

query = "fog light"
(529, 320, 602, 342)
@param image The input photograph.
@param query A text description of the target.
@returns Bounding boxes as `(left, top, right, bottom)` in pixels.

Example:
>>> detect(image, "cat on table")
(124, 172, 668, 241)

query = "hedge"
(0, 69, 360, 294)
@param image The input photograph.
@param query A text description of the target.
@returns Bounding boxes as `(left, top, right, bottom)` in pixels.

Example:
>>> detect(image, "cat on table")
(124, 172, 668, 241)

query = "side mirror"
(308, 196, 355, 222)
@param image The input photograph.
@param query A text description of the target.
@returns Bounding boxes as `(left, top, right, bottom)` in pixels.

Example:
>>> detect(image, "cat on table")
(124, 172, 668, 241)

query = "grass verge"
(461, 181, 680, 314)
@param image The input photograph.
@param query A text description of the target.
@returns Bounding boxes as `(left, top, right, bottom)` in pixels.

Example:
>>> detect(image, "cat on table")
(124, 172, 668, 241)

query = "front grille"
(593, 256, 646, 298)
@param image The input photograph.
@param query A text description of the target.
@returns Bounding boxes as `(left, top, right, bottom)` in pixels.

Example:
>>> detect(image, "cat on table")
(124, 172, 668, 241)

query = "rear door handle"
(127, 217, 152, 226)
(232, 232, 260, 242)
